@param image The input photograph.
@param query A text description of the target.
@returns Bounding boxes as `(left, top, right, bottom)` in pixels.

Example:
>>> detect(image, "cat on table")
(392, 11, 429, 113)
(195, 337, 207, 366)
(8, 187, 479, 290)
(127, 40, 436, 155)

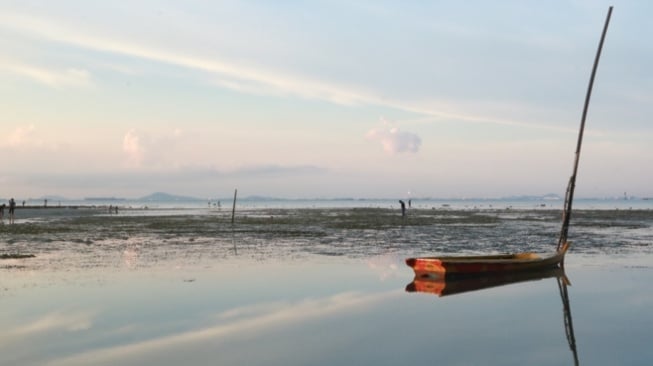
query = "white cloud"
(122, 129, 144, 168)
(8, 124, 38, 147)
(0, 59, 91, 88)
(0, 11, 563, 131)
(4, 124, 66, 152)
(366, 124, 422, 154)
(0, 12, 370, 105)
(121, 129, 187, 169)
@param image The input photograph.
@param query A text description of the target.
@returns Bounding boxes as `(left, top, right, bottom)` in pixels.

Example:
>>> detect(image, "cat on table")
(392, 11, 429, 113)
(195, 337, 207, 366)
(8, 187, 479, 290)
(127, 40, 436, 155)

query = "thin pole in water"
(231, 188, 238, 225)
(558, 6, 613, 251)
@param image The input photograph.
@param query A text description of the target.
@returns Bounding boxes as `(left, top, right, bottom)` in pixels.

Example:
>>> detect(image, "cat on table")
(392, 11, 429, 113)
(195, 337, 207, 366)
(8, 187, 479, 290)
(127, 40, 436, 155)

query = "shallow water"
(1, 207, 653, 365)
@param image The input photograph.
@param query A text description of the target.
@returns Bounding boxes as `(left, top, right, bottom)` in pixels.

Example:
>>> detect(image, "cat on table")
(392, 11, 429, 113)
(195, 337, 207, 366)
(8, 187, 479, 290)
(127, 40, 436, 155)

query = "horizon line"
(3, 192, 649, 202)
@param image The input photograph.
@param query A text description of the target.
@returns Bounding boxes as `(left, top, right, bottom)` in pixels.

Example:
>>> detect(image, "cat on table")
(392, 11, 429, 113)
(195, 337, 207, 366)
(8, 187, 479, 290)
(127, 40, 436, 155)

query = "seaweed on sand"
(1, 253, 35, 259)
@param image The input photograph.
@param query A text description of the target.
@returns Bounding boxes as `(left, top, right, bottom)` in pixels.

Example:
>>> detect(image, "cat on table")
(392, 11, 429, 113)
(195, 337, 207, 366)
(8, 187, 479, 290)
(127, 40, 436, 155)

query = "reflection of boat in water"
(406, 268, 580, 365)
(405, 7, 613, 278)
(406, 267, 566, 297)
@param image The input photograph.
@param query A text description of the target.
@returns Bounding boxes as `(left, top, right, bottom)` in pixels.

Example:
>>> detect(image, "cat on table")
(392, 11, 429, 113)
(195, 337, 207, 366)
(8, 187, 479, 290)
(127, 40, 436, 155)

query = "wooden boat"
(405, 7, 612, 278)
(406, 242, 569, 278)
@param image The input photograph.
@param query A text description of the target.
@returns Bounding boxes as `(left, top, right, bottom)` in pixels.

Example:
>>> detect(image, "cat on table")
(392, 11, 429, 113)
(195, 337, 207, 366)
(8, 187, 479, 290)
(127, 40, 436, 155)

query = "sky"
(1, 0, 651, 200)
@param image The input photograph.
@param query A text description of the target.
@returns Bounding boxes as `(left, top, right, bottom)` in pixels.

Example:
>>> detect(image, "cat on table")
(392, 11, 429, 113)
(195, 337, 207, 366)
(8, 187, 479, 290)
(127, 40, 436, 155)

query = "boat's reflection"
(406, 268, 565, 297)
(406, 268, 579, 365)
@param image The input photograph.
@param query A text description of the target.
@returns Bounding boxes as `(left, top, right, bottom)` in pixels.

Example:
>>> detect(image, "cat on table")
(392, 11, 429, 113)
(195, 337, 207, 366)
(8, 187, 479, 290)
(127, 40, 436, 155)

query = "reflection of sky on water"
(2, 259, 653, 366)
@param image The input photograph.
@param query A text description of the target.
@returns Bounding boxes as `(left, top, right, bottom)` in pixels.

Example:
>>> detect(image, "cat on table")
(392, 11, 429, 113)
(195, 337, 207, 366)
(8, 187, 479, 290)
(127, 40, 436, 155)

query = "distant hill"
(37, 195, 69, 201)
(542, 193, 562, 200)
(84, 197, 125, 201)
(241, 195, 284, 201)
(501, 194, 562, 201)
(139, 192, 204, 202)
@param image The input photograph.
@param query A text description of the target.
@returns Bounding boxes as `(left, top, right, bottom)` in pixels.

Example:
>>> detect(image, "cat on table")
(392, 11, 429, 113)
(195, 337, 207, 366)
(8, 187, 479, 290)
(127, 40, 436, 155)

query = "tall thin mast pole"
(558, 6, 613, 251)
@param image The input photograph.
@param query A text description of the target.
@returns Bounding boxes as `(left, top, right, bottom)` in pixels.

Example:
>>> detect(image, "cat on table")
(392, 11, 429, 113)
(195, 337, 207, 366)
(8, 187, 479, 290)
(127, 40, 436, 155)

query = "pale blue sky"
(1, 1, 651, 199)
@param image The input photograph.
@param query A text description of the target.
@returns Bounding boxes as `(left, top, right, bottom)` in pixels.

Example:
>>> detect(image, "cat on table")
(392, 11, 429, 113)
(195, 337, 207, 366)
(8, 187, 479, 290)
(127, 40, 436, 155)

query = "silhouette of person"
(9, 198, 16, 224)
(399, 200, 406, 217)
(408, 199, 412, 208)
(0, 203, 5, 221)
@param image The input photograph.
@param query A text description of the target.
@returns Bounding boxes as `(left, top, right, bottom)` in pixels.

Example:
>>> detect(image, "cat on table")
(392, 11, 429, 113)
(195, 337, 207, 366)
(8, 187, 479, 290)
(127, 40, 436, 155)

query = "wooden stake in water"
(231, 189, 238, 224)
(558, 6, 613, 251)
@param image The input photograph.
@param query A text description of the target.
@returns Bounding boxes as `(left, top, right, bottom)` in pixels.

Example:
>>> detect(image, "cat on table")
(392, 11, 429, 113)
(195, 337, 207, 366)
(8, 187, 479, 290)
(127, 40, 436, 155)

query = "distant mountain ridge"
(139, 192, 205, 202)
(84, 197, 125, 201)
(14, 192, 648, 203)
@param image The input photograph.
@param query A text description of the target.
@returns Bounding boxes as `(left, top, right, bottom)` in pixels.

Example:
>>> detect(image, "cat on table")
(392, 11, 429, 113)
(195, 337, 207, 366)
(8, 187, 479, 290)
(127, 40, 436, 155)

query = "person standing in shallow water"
(399, 200, 406, 217)
(9, 198, 16, 224)
(0, 203, 5, 221)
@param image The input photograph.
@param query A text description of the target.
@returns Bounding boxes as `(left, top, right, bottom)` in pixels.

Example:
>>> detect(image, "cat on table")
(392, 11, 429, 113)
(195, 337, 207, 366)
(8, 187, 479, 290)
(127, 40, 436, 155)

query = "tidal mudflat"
(2, 206, 652, 365)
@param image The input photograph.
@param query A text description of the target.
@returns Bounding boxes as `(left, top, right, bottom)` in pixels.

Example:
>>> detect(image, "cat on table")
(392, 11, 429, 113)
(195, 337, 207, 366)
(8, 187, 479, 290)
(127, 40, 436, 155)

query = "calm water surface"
(2, 257, 652, 366)
(2, 206, 652, 365)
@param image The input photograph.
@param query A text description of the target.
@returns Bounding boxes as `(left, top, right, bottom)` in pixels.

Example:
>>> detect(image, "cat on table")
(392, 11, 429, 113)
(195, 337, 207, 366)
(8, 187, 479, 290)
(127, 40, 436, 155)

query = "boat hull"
(406, 243, 569, 278)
